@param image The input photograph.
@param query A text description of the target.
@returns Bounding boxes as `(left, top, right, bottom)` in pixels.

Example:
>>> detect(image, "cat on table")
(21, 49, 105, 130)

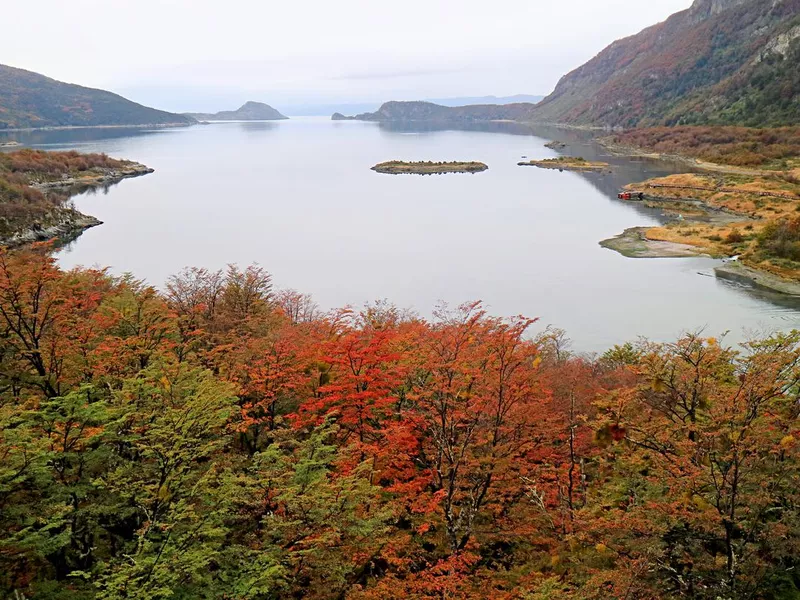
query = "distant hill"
(427, 95, 544, 107)
(185, 101, 288, 121)
(531, 0, 800, 128)
(0, 64, 194, 130)
(333, 100, 537, 123)
(284, 95, 542, 116)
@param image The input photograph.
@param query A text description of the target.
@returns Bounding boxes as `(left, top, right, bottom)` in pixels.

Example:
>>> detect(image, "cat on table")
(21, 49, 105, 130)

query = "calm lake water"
(4, 118, 800, 351)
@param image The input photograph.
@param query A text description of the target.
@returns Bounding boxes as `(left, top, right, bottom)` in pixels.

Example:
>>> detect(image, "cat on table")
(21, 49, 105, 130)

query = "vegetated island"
(0, 149, 153, 247)
(184, 101, 288, 121)
(371, 160, 488, 175)
(518, 156, 611, 172)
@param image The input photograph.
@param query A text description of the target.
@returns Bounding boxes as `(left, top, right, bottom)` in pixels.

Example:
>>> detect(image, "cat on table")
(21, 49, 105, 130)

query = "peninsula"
(371, 161, 488, 175)
(602, 165, 800, 294)
(0, 149, 153, 247)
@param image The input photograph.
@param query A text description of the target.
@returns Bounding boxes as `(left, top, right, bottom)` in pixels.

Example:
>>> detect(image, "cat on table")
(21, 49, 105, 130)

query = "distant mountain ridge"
(0, 64, 194, 130)
(530, 0, 800, 127)
(427, 94, 544, 107)
(185, 101, 288, 121)
(288, 95, 543, 116)
(332, 100, 537, 123)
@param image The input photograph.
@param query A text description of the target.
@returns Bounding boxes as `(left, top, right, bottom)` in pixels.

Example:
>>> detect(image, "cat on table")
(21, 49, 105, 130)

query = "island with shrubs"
(518, 156, 611, 172)
(371, 160, 489, 175)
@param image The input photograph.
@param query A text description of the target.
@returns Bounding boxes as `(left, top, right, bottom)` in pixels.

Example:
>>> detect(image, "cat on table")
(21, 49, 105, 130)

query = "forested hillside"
(0, 64, 194, 129)
(2, 248, 800, 599)
(532, 0, 800, 127)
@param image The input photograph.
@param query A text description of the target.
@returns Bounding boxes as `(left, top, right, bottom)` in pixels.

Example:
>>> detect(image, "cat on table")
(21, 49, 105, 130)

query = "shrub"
(758, 217, 800, 261)
(725, 229, 745, 244)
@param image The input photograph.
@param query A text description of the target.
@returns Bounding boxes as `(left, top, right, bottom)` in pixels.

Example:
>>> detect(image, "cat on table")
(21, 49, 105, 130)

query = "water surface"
(4, 119, 800, 351)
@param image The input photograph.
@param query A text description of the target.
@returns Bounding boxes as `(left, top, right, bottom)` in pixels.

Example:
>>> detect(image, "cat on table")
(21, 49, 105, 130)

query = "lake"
(4, 118, 800, 351)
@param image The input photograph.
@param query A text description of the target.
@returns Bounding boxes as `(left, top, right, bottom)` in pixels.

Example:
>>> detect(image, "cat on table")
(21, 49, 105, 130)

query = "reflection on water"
(377, 120, 540, 137)
(0, 126, 176, 149)
(237, 121, 279, 133)
(9, 117, 800, 351)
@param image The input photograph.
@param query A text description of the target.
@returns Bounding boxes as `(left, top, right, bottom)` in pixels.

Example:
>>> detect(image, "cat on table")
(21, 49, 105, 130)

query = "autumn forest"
(1, 247, 799, 599)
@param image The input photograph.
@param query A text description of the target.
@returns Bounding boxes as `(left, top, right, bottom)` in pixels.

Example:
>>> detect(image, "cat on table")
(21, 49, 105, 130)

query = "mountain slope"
(532, 0, 800, 128)
(185, 101, 288, 121)
(0, 64, 194, 130)
(334, 100, 536, 123)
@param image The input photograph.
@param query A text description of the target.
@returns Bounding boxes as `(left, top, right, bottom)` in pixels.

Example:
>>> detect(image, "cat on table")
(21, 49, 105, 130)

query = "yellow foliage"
(692, 495, 712, 510)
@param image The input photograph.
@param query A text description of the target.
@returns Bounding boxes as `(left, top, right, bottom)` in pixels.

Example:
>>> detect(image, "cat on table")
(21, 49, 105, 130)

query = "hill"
(333, 100, 536, 123)
(531, 0, 800, 128)
(427, 94, 544, 106)
(185, 101, 288, 121)
(0, 64, 194, 130)
(289, 95, 543, 116)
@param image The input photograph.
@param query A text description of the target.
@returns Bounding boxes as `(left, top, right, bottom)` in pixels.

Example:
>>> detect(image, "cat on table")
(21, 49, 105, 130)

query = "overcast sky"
(3, 0, 693, 111)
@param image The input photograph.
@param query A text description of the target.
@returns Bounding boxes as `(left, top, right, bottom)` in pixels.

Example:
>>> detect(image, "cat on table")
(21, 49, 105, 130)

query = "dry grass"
(628, 169, 800, 279)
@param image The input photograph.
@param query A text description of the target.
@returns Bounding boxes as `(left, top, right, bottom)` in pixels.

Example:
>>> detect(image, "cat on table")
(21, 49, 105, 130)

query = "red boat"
(617, 192, 644, 200)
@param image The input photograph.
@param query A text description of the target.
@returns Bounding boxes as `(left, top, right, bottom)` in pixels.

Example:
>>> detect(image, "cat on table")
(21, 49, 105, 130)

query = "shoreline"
(1, 163, 154, 249)
(5, 213, 103, 249)
(596, 139, 772, 177)
(715, 263, 800, 296)
(0, 122, 193, 134)
(30, 162, 154, 191)
(600, 227, 709, 258)
(522, 128, 800, 298)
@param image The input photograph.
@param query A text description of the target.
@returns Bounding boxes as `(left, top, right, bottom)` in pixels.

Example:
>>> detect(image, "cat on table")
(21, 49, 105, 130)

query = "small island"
(518, 156, 611, 172)
(371, 161, 488, 175)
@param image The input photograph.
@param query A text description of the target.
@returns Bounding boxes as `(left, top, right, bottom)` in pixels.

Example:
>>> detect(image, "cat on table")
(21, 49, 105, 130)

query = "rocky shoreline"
(715, 263, 800, 297)
(30, 162, 154, 191)
(4, 212, 102, 248)
(1, 161, 155, 248)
